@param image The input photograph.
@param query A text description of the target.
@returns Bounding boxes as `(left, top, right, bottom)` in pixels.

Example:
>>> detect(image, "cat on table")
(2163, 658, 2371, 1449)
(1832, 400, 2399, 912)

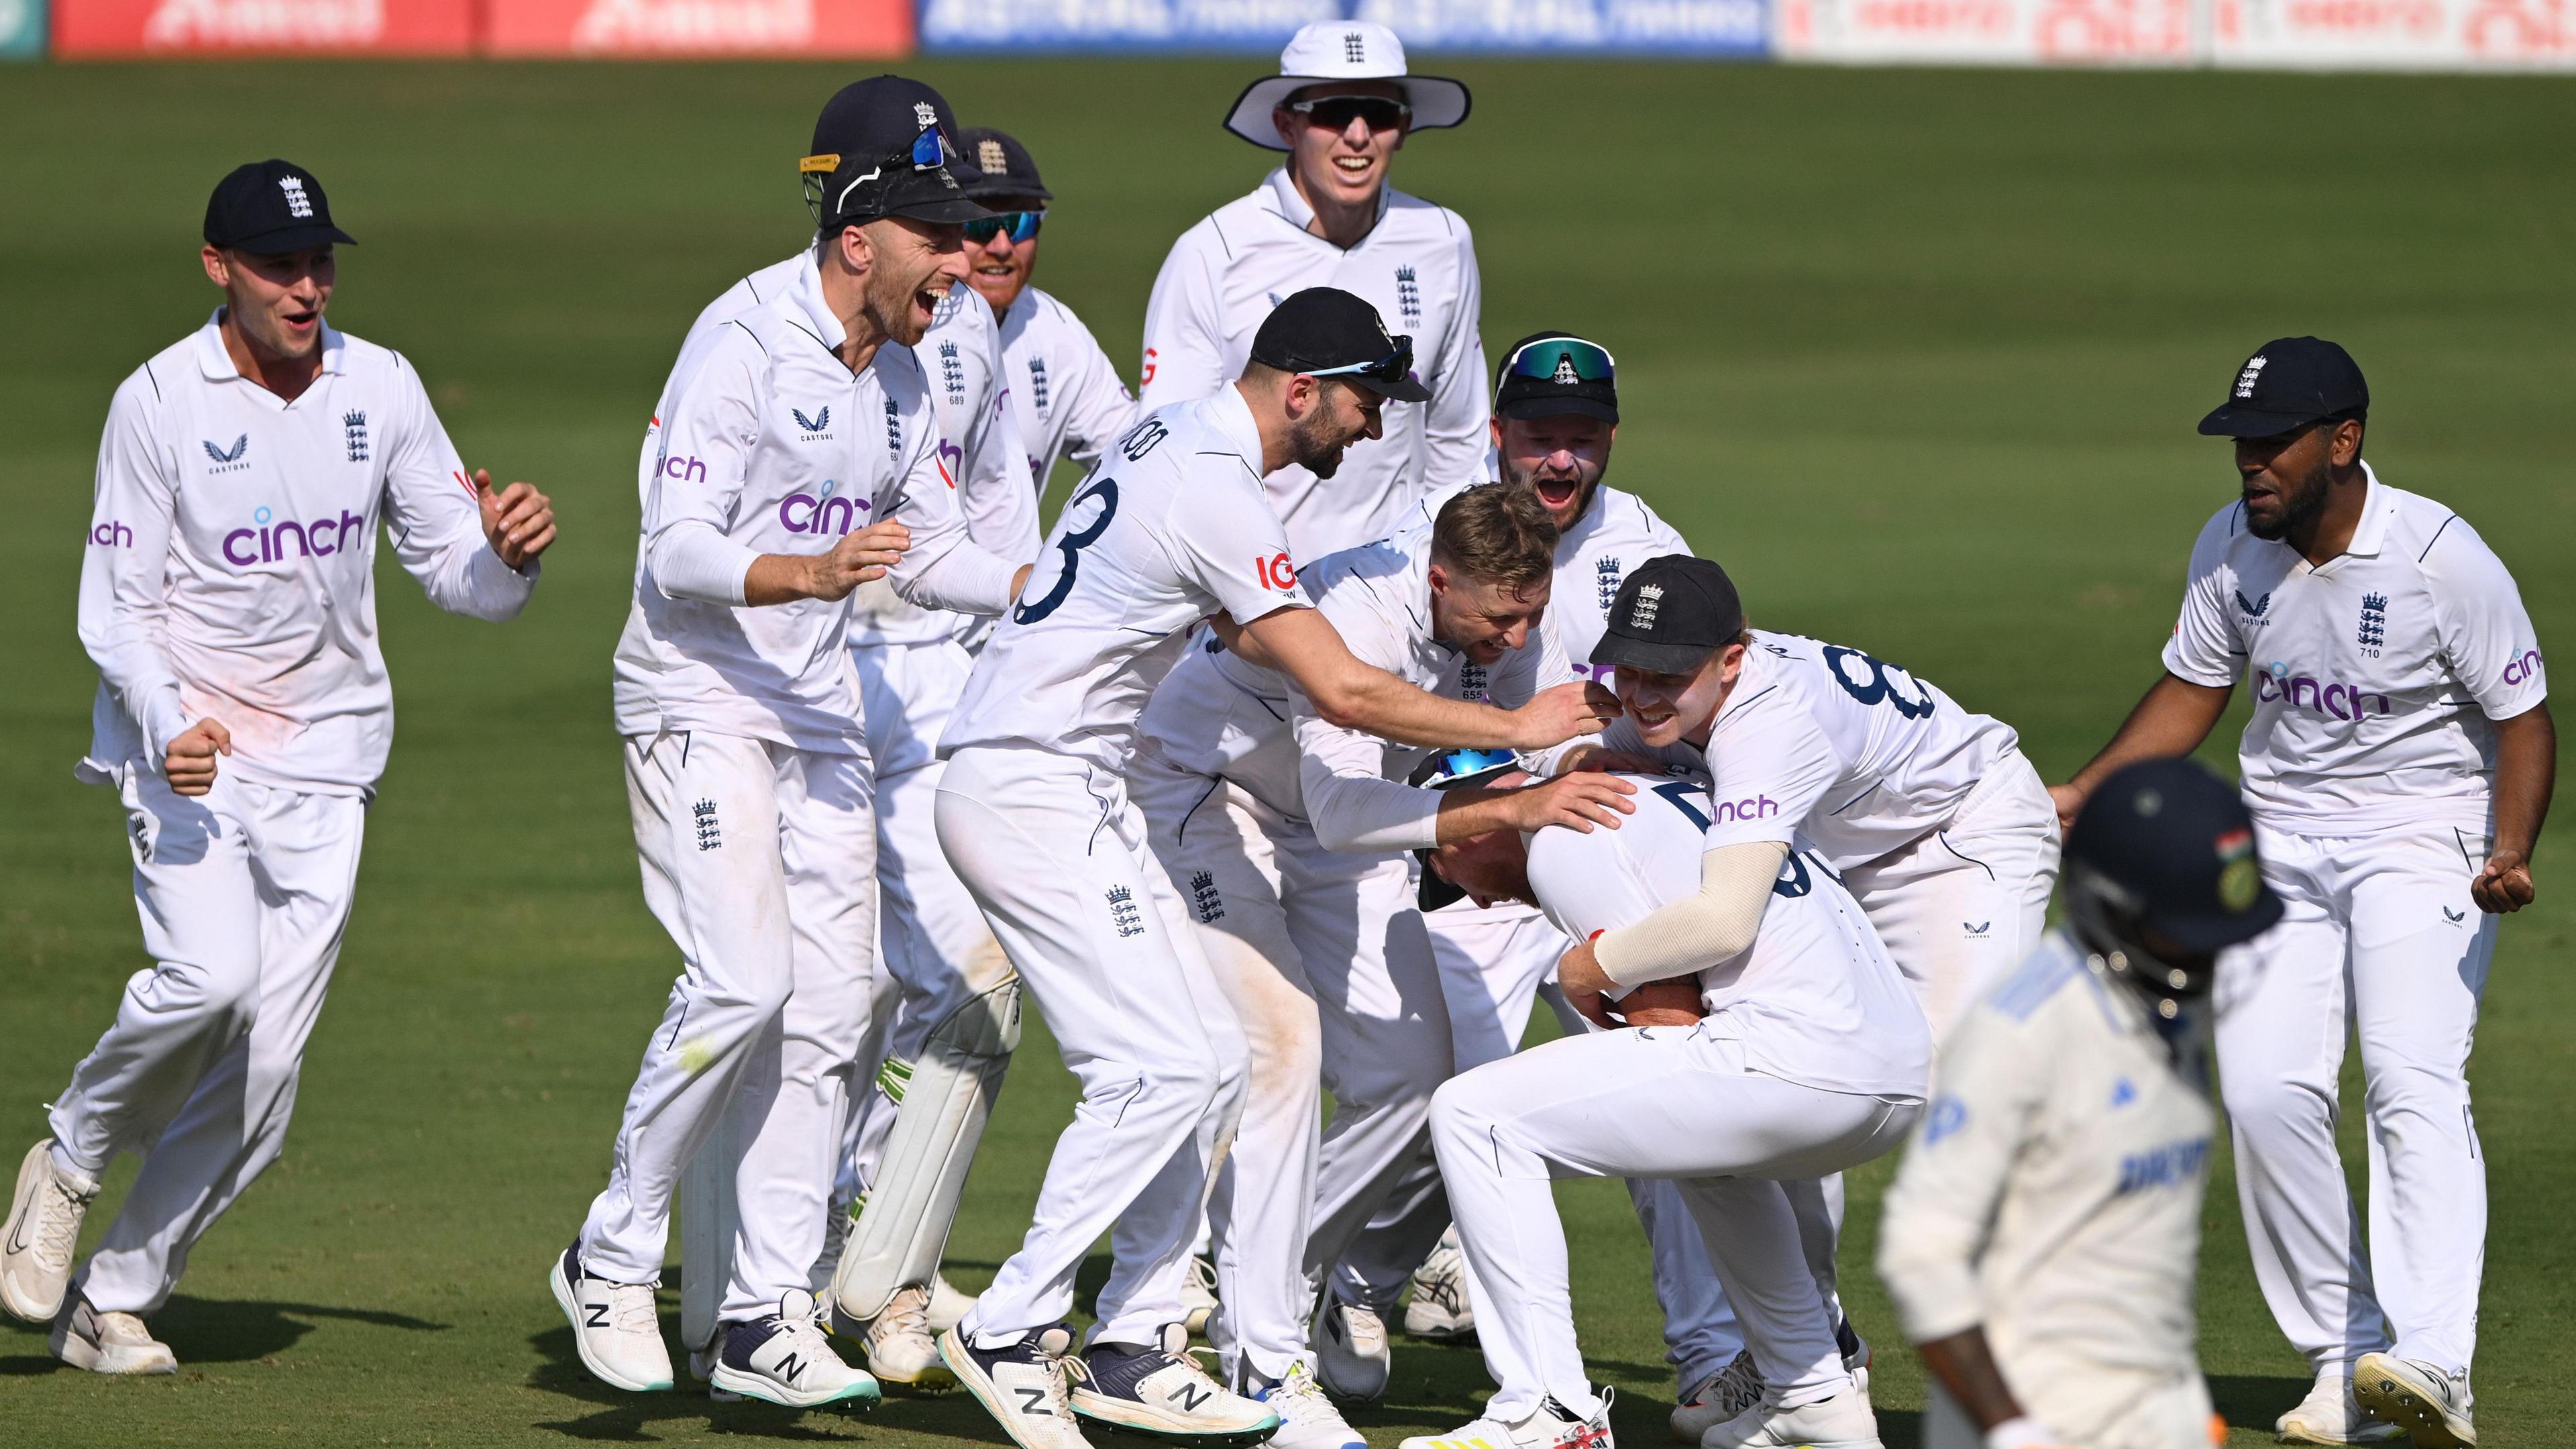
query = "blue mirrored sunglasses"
(1503, 336, 1616, 386)
(963, 211, 1045, 245)
(1422, 748, 1521, 790)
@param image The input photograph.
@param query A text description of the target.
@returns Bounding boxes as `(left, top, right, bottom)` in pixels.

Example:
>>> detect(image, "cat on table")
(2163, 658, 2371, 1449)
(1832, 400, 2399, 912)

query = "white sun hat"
(1222, 21, 1472, 151)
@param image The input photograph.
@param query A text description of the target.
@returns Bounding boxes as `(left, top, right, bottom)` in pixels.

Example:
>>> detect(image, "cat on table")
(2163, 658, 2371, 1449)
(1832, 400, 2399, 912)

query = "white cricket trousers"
(937, 745, 1246, 1348)
(1432, 1024, 1915, 1423)
(583, 731, 876, 1324)
(1841, 749, 2061, 1044)
(1130, 757, 1448, 1384)
(48, 769, 366, 1316)
(1922, 1375, 2216, 1449)
(2218, 822, 2498, 1379)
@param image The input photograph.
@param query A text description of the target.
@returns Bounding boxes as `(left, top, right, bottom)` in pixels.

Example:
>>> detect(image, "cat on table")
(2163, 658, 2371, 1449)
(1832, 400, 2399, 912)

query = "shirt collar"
(784, 250, 847, 352)
(1262, 167, 1391, 241)
(195, 309, 345, 382)
(1205, 383, 1266, 470)
(2344, 462, 2393, 557)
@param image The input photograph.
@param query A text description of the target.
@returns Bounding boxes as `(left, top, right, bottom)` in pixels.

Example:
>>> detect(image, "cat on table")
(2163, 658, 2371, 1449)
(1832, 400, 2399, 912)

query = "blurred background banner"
(52, 0, 471, 52)
(918, 0, 1768, 52)
(1774, 0, 2196, 63)
(2210, 0, 2576, 66)
(1, 0, 44, 55)
(483, 0, 913, 54)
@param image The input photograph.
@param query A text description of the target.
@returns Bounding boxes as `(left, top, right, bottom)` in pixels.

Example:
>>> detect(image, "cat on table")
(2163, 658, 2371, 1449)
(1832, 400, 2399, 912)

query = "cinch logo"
(2255, 661, 2391, 720)
(1709, 794, 1778, 824)
(660, 454, 707, 484)
(90, 521, 134, 548)
(222, 506, 365, 567)
(778, 485, 871, 535)
(1255, 552, 1296, 591)
(2502, 649, 2543, 686)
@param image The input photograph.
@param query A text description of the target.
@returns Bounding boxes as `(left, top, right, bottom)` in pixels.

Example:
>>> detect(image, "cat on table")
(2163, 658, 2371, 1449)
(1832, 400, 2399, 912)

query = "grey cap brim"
(1589, 633, 1716, 675)
(1222, 74, 1472, 150)
(2197, 403, 2330, 438)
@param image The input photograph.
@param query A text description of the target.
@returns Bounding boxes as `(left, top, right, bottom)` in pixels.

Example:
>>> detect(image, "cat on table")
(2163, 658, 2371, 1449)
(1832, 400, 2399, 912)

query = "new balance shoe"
(1313, 1293, 1391, 1401)
(688, 1342, 744, 1402)
(1254, 1360, 1364, 1449)
(1701, 1391, 1882, 1449)
(866, 1282, 957, 1389)
(1075, 1322, 1281, 1448)
(2353, 1354, 2475, 1448)
(928, 1273, 978, 1333)
(551, 1240, 674, 1393)
(1671, 1354, 1764, 1444)
(2278, 1374, 2405, 1444)
(943, 1322, 1096, 1449)
(1399, 1393, 1615, 1449)
(1403, 1228, 1475, 1342)
(710, 1289, 880, 1412)
(3, 1140, 99, 1324)
(1183, 1253, 1221, 1336)
(50, 1295, 176, 1375)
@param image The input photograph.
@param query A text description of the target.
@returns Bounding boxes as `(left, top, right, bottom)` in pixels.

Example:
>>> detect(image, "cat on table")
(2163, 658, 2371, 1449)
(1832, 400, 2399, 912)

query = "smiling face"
(1614, 641, 1743, 748)
(1285, 376, 1385, 479)
(1273, 80, 1409, 216)
(1428, 562, 1550, 667)
(963, 191, 1046, 317)
(2235, 417, 2360, 542)
(1495, 413, 1615, 531)
(855, 216, 969, 347)
(204, 245, 335, 360)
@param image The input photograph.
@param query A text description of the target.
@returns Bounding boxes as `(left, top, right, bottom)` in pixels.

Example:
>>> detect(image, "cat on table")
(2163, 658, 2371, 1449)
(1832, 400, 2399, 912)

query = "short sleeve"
(2160, 507, 2245, 689)
(2422, 516, 2547, 720)
(1699, 692, 1838, 851)
(1167, 470, 1309, 626)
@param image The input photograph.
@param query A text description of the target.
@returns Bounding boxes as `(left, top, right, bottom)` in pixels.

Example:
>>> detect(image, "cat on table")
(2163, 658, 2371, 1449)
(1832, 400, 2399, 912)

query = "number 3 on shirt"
(1014, 478, 1118, 625)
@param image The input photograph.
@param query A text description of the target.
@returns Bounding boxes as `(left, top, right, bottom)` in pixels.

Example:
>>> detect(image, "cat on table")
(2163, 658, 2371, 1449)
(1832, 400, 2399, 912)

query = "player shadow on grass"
(2208, 1375, 2322, 1439)
(0, 1295, 447, 1375)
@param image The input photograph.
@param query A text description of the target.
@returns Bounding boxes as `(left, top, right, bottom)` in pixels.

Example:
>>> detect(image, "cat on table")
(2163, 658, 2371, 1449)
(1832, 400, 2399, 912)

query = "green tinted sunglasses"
(1502, 336, 1616, 386)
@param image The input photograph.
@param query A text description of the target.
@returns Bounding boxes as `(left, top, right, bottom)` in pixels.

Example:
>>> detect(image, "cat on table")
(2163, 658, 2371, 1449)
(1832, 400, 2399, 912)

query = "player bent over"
(2, 161, 554, 1373)
(1879, 757, 2277, 1449)
(930, 288, 1616, 1449)
(2051, 339, 2552, 1449)
(1411, 764, 1928, 1449)
(1130, 484, 1635, 1448)
(558, 102, 1028, 1410)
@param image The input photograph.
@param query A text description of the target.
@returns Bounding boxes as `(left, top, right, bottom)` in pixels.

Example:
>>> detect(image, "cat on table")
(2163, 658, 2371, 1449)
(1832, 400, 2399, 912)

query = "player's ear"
(201, 246, 230, 290)
(2330, 417, 2365, 467)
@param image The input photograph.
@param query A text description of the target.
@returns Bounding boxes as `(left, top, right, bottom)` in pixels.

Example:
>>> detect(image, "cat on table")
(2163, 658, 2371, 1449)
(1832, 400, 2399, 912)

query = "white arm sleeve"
(1875, 1008, 2045, 1344)
(884, 419, 1021, 617)
(75, 371, 192, 761)
(1293, 710, 1441, 853)
(1593, 841, 1788, 987)
(645, 333, 761, 605)
(647, 523, 756, 606)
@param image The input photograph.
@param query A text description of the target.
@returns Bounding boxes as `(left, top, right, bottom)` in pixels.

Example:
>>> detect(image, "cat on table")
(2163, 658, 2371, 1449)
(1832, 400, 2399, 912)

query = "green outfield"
(0, 56, 2569, 1449)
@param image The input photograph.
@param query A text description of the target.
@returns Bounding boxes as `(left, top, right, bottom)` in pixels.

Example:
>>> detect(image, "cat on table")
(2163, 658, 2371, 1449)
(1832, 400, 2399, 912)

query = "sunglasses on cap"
(1416, 748, 1523, 791)
(1289, 95, 1412, 133)
(1503, 336, 1616, 387)
(1305, 334, 1417, 391)
(798, 125, 953, 187)
(963, 210, 1045, 245)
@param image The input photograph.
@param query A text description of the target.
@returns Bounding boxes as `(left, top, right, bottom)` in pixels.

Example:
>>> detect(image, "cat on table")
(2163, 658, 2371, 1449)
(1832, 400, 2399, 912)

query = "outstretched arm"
(2049, 672, 2233, 831)
(1220, 606, 1617, 752)
(2475, 701, 2555, 913)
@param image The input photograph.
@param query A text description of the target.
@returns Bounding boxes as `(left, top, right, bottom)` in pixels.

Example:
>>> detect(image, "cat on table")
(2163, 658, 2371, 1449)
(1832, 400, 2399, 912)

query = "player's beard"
(2245, 451, 2332, 541)
(1287, 405, 1354, 479)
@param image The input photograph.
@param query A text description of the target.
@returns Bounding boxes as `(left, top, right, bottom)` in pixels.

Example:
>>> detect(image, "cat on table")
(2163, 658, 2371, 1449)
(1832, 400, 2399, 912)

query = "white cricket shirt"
(1527, 776, 1932, 1102)
(943, 387, 1312, 774)
(1877, 930, 2213, 1440)
(1137, 526, 1568, 855)
(76, 315, 538, 798)
(610, 256, 1020, 754)
(1414, 479, 1691, 685)
(1140, 169, 1488, 565)
(2161, 466, 2546, 836)
(998, 284, 1136, 492)
(1606, 629, 2022, 871)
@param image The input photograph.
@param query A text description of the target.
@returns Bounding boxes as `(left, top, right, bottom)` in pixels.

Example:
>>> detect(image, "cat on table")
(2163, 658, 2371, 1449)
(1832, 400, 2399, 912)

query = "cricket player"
(0, 160, 554, 1374)
(1129, 484, 1638, 1448)
(558, 87, 1030, 1411)
(1140, 19, 1486, 564)
(1411, 760, 1929, 1449)
(929, 288, 1616, 1449)
(2051, 338, 2553, 1449)
(951, 126, 1137, 489)
(1880, 756, 2278, 1449)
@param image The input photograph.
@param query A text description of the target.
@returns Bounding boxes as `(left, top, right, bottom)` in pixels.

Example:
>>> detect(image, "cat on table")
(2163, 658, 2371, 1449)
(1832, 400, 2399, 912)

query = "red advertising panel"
(54, 0, 474, 54)
(483, 0, 912, 55)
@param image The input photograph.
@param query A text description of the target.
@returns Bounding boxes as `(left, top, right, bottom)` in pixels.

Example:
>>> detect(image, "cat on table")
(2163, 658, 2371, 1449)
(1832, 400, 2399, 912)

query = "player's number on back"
(1822, 645, 1936, 720)
(1014, 478, 1120, 626)
(1652, 779, 1712, 830)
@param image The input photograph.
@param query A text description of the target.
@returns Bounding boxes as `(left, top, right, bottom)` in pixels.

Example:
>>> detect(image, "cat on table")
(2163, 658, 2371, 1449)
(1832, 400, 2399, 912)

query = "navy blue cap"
(802, 76, 988, 228)
(2068, 758, 2282, 952)
(1249, 288, 1432, 403)
(1591, 555, 1743, 676)
(203, 160, 355, 254)
(955, 127, 1053, 203)
(2198, 337, 2369, 439)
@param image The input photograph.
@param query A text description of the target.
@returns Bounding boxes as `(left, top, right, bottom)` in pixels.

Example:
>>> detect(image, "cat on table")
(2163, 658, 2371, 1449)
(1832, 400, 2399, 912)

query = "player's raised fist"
(2047, 782, 2088, 834)
(1505, 771, 1636, 834)
(1510, 680, 1622, 750)
(805, 520, 911, 602)
(2471, 848, 2536, 914)
(164, 717, 232, 797)
(473, 469, 558, 570)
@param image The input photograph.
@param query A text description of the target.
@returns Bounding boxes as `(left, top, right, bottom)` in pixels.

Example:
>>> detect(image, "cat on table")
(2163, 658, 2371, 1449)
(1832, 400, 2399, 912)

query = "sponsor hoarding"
(2212, 0, 2575, 66)
(921, 0, 1767, 52)
(2, 0, 44, 54)
(484, 0, 912, 54)
(54, 0, 472, 53)
(1775, 0, 2196, 62)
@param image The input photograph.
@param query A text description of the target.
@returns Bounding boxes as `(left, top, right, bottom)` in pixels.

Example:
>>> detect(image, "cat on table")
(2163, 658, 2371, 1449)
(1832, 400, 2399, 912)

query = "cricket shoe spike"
(1701, 1391, 1882, 1449)
(50, 1295, 176, 1375)
(1671, 1353, 1765, 1444)
(867, 1282, 957, 1389)
(2277, 1374, 2404, 1444)
(551, 1240, 674, 1392)
(1075, 1322, 1281, 1448)
(928, 1272, 979, 1334)
(1399, 1391, 1616, 1449)
(941, 1322, 1096, 1449)
(1254, 1360, 1365, 1449)
(1312, 1292, 1391, 1401)
(1182, 1252, 1220, 1336)
(1403, 1227, 1474, 1342)
(2352, 1354, 2475, 1449)
(3, 1140, 99, 1324)
(710, 1288, 881, 1412)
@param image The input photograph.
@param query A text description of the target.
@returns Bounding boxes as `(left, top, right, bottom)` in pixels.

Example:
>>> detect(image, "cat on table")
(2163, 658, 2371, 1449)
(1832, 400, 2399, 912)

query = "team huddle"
(5, 23, 2553, 1449)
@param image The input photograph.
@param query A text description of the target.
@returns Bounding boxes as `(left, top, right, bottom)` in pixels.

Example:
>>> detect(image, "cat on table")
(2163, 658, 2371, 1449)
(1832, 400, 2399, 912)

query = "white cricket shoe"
(1183, 1253, 1221, 1336)
(866, 1282, 957, 1389)
(2353, 1354, 2475, 1449)
(1255, 1360, 1365, 1449)
(1701, 1391, 1881, 1449)
(1399, 1392, 1615, 1449)
(2278, 1373, 2406, 1444)
(550, 1240, 674, 1393)
(1671, 1354, 1766, 1444)
(1403, 1228, 1474, 1342)
(1313, 1293, 1391, 1401)
(1074, 1322, 1281, 1448)
(942, 1322, 1097, 1449)
(928, 1272, 977, 1333)
(710, 1289, 881, 1412)
(3, 1140, 99, 1324)
(50, 1295, 177, 1375)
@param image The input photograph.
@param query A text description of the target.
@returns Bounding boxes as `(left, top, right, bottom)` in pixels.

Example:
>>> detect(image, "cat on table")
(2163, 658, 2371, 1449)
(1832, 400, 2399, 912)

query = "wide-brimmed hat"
(1222, 21, 1470, 151)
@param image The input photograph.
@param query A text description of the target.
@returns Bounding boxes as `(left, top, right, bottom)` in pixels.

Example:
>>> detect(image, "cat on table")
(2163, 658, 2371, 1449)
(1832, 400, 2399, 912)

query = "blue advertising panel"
(1, 0, 44, 56)
(920, 0, 1768, 54)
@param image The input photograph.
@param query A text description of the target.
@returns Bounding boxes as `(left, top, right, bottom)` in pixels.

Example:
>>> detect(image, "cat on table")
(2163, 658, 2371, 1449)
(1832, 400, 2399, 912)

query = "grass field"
(1, 55, 2570, 1449)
